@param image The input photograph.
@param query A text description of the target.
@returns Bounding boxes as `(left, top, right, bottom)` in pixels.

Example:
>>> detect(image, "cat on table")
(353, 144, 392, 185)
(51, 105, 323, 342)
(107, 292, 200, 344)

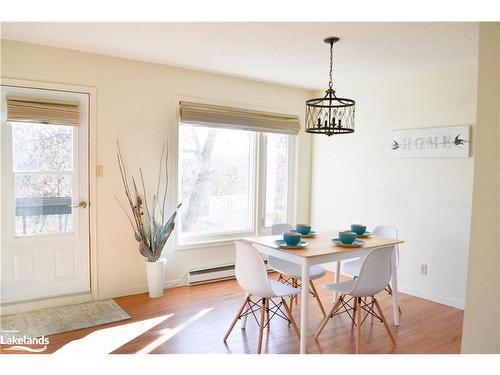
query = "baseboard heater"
(188, 261, 272, 286)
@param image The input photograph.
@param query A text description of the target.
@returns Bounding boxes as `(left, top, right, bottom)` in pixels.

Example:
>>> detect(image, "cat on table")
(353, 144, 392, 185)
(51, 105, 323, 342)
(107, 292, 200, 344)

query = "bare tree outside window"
(180, 126, 253, 235)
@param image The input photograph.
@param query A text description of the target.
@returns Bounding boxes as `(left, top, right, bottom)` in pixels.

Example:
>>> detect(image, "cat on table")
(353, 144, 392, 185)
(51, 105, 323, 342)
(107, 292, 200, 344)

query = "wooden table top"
(244, 231, 404, 258)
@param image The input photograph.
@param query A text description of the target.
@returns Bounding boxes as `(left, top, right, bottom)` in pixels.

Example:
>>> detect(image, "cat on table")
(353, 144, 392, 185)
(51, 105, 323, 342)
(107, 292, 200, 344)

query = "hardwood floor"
(1, 272, 464, 354)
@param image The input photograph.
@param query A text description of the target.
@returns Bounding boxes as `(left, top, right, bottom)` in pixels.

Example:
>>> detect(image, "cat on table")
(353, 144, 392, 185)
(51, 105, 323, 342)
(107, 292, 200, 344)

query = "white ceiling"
(1, 22, 478, 90)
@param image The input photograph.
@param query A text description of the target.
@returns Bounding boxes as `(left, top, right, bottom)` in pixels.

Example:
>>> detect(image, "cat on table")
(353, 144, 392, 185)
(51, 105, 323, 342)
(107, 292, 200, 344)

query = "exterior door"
(1, 85, 90, 303)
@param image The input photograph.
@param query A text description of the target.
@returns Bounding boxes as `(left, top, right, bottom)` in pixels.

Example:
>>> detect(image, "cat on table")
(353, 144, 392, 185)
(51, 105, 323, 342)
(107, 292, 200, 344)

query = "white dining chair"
(224, 241, 300, 354)
(340, 225, 402, 315)
(268, 223, 327, 317)
(315, 246, 397, 353)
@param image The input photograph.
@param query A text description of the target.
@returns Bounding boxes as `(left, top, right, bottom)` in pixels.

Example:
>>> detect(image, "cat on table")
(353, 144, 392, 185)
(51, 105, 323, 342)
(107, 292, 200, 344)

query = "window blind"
(179, 101, 300, 135)
(6, 96, 81, 126)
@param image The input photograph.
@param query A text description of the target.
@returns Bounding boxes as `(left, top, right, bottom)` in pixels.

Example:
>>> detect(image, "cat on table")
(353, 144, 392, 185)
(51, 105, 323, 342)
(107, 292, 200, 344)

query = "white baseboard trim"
(97, 278, 188, 300)
(398, 284, 465, 310)
(0, 293, 93, 315)
(318, 265, 466, 310)
(97, 285, 149, 300)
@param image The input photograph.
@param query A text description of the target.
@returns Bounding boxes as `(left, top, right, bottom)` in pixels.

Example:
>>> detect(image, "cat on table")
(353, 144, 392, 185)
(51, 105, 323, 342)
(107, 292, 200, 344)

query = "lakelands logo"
(1, 330, 49, 353)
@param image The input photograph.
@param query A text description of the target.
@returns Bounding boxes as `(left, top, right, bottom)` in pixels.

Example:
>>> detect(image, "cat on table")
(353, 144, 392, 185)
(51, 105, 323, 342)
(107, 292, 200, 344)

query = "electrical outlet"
(420, 264, 428, 275)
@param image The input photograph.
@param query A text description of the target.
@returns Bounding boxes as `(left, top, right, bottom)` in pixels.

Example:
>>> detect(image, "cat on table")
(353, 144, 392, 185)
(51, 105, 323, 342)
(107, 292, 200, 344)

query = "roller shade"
(6, 96, 81, 126)
(179, 101, 300, 135)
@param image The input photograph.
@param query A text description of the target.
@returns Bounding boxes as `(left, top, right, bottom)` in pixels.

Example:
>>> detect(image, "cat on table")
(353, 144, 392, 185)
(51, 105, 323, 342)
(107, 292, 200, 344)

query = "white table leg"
(300, 260, 310, 354)
(334, 260, 341, 300)
(390, 247, 400, 326)
(241, 292, 250, 329)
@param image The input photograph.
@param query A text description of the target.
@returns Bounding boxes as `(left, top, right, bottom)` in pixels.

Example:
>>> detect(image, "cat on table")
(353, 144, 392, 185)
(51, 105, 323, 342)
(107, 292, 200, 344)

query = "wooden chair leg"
(315, 294, 343, 339)
(352, 296, 358, 328)
(294, 279, 299, 305)
(265, 298, 270, 330)
(310, 280, 326, 317)
(371, 297, 375, 325)
(257, 298, 266, 354)
(289, 278, 296, 313)
(373, 297, 396, 345)
(223, 297, 249, 342)
(293, 279, 297, 305)
(355, 297, 362, 354)
(281, 298, 300, 338)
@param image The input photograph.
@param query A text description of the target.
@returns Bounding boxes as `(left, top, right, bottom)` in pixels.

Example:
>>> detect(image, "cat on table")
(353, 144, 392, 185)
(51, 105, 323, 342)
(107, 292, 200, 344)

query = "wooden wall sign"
(390, 125, 470, 158)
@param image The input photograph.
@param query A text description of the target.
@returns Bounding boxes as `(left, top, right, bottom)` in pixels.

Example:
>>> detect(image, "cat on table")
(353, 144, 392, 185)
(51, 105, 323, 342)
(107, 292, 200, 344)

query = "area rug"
(0, 299, 130, 340)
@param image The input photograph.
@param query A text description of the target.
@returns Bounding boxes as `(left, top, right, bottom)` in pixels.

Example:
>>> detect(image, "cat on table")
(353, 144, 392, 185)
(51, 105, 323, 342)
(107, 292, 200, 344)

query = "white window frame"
(256, 132, 296, 235)
(176, 125, 296, 248)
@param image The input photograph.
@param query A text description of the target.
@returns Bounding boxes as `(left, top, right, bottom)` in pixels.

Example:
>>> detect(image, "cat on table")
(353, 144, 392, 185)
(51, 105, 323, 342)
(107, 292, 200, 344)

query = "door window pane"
(11, 122, 74, 236)
(264, 133, 288, 227)
(180, 125, 254, 236)
(12, 122, 73, 171)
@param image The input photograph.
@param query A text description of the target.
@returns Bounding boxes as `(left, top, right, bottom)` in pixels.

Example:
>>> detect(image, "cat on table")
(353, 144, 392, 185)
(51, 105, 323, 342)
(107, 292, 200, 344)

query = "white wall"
(310, 63, 477, 309)
(0, 40, 313, 299)
(462, 22, 500, 354)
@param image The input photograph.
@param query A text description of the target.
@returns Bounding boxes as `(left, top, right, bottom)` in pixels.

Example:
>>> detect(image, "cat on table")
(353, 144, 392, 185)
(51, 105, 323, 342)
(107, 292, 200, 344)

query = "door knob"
(71, 201, 87, 209)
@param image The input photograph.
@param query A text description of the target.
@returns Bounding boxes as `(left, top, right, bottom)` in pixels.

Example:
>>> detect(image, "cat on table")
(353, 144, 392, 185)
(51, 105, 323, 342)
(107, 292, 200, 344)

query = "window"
(179, 125, 294, 244)
(12, 122, 75, 236)
(180, 126, 255, 237)
(264, 133, 289, 227)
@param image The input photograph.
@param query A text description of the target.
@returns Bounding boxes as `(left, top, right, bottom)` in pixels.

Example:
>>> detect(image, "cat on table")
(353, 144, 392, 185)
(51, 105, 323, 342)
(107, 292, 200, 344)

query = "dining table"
(243, 230, 404, 354)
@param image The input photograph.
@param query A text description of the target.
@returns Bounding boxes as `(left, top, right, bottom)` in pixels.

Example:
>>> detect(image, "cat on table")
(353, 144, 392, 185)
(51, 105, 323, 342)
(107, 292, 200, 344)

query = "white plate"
(274, 240, 309, 249)
(355, 231, 372, 238)
(301, 230, 318, 238)
(331, 238, 365, 248)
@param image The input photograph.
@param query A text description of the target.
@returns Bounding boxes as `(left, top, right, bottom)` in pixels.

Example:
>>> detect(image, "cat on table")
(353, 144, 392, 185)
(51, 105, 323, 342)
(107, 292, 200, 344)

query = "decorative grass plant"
(115, 141, 181, 262)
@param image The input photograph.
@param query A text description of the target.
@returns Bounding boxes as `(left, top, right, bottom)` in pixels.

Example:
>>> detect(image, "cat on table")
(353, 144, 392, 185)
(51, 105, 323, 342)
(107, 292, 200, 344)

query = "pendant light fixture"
(305, 37, 355, 136)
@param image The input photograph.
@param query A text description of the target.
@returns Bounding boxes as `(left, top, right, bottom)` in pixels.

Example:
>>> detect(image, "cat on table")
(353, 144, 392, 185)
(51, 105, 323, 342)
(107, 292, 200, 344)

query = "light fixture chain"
(329, 41, 334, 89)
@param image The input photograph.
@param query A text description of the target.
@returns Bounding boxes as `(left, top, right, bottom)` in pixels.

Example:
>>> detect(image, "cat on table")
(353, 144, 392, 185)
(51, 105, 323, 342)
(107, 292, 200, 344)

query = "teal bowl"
(339, 231, 356, 244)
(351, 224, 367, 235)
(295, 224, 312, 235)
(283, 231, 302, 246)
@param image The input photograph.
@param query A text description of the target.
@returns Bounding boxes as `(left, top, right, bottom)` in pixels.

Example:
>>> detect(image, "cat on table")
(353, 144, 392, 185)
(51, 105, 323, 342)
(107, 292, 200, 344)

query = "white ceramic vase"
(145, 259, 166, 298)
